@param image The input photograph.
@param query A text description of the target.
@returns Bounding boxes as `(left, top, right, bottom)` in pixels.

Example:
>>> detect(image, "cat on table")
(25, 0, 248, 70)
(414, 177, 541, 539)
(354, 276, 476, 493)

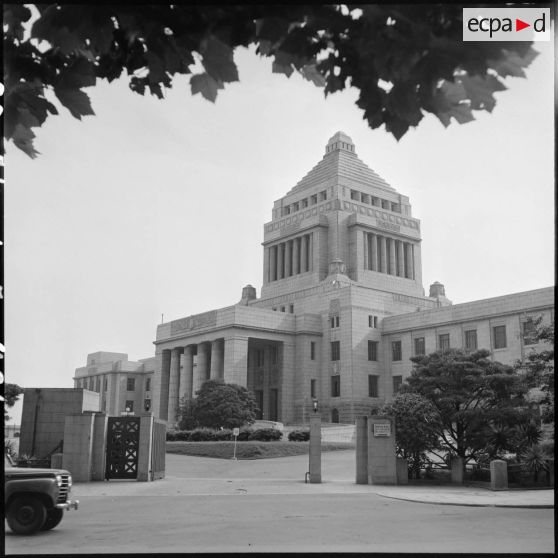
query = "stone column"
(405, 243, 414, 279)
(275, 244, 282, 280)
(380, 236, 387, 273)
(388, 237, 396, 275)
(293, 236, 299, 274)
(285, 240, 292, 277)
(194, 343, 208, 394)
(153, 349, 171, 421)
(308, 233, 314, 271)
(167, 348, 182, 426)
(301, 234, 308, 273)
(210, 339, 224, 380)
(223, 336, 249, 387)
(370, 233, 378, 271)
(363, 232, 369, 270)
(356, 416, 368, 484)
(180, 345, 194, 400)
(270, 246, 277, 281)
(309, 414, 322, 483)
(397, 240, 404, 277)
(413, 242, 422, 285)
(263, 246, 270, 284)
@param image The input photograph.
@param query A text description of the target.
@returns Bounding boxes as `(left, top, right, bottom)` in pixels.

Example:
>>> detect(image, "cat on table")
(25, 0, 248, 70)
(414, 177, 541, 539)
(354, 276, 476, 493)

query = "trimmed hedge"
(167, 427, 282, 442)
(288, 429, 310, 441)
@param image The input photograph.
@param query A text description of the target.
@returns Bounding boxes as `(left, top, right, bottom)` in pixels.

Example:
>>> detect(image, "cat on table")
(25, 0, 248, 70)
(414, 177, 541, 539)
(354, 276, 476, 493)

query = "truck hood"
(5, 467, 71, 476)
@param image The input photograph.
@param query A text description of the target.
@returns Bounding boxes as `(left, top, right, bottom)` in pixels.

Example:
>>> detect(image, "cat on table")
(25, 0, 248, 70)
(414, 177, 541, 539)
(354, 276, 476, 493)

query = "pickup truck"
(4, 455, 79, 535)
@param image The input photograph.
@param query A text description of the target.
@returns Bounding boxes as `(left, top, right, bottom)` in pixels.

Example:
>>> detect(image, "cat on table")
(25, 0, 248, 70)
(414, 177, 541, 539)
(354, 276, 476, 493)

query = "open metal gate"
(105, 416, 141, 480)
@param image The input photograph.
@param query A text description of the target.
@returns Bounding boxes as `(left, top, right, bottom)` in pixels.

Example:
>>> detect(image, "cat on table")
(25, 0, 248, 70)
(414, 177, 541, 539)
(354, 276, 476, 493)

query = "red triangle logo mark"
(516, 19, 530, 31)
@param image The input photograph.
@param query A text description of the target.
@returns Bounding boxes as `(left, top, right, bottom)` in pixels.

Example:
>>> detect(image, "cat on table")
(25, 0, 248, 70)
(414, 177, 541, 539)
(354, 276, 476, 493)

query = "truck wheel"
(41, 508, 64, 531)
(7, 496, 47, 535)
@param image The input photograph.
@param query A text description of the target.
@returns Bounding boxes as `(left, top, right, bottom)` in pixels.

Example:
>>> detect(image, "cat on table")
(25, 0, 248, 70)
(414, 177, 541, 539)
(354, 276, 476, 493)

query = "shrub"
(288, 429, 310, 441)
(519, 444, 551, 481)
(236, 429, 252, 441)
(189, 428, 218, 441)
(248, 428, 282, 441)
(214, 429, 233, 441)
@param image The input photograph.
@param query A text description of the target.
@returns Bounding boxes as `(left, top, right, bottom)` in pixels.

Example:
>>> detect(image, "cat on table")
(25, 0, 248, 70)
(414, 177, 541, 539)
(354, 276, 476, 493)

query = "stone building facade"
(74, 132, 554, 425)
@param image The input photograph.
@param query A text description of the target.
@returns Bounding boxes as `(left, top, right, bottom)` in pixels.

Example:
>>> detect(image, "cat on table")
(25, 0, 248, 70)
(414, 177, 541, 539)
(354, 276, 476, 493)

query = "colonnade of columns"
(268, 233, 313, 282)
(161, 338, 226, 424)
(364, 232, 415, 279)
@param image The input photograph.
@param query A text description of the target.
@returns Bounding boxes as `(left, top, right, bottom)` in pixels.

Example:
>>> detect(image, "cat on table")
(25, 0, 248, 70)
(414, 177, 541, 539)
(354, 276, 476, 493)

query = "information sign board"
(373, 423, 391, 437)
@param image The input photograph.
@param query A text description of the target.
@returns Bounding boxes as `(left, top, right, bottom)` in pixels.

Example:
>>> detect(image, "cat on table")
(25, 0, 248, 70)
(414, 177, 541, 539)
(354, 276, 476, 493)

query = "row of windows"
(349, 189, 401, 214)
(325, 374, 403, 398)
(79, 376, 151, 393)
(272, 304, 294, 313)
(281, 190, 328, 216)
(124, 399, 152, 413)
(390, 326, 511, 361)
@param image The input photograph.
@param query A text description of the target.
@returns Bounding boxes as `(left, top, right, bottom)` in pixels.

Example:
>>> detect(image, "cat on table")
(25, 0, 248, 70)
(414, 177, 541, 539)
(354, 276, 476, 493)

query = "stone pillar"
(379, 236, 387, 273)
(194, 343, 208, 394)
(223, 336, 249, 387)
(301, 235, 308, 273)
(397, 240, 404, 277)
(180, 345, 194, 400)
(285, 240, 292, 277)
(490, 460, 508, 491)
(275, 244, 282, 280)
(153, 350, 171, 421)
(370, 233, 377, 271)
(167, 348, 182, 426)
(279, 243, 286, 279)
(367, 415, 397, 484)
(405, 243, 414, 279)
(396, 458, 409, 485)
(356, 416, 368, 484)
(363, 232, 369, 270)
(413, 242, 422, 285)
(388, 237, 396, 275)
(309, 413, 322, 483)
(210, 339, 224, 380)
(90, 413, 108, 481)
(451, 457, 464, 484)
(62, 412, 95, 482)
(293, 236, 299, 274)
(137, 413, 154, 482)
(270, 246, 277, 281)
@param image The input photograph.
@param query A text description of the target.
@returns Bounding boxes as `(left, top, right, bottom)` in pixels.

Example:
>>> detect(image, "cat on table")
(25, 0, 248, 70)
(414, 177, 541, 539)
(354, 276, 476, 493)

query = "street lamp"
(312, 398, 318, 413)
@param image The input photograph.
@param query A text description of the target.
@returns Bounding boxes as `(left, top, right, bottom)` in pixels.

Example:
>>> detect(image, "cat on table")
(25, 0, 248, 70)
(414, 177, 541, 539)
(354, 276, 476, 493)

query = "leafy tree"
(380, 392, 441, 479)
(179, 379, 259, 430)
(515, 319, 554, 427)
(3, 383, 24, 422)
(4, 4, 538, 158)
(403, 349, 533, 463)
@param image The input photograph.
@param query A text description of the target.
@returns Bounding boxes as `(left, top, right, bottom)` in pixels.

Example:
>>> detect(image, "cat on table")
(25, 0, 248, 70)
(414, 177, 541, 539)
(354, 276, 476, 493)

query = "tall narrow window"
(465, 330, 477, 351)
(393, 376, 403, 394)
(331, 341, 340, 361)
(310, 341, 316, 360)
(270, 346, 278, 365)
(289, 304, 294, 313)
(391, 340, 402, 361)
(522, 319, 537, 345)
(145, 378, 151, 392)
(103, 378, 108, 391)
(127, 378, 135, 391)
(439, 334, 450, 351)
(310, 379, 316, 398)
(493, 325, 507, 349)
(414, 337, 425, 356)
(374, 316, 378, 328)
(368, 375, 379, 397)
(331, 375, 340, 397)
(368, 340, 378, 361)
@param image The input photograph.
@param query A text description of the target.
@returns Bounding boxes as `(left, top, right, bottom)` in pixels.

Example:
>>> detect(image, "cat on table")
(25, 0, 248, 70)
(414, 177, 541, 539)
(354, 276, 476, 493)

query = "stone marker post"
(490, 459, 508, 491)
(355, 416, 368, 484)
(309, 413, 322, 483)
(368, 415, 397, 484)
(451, 457, 465, 485)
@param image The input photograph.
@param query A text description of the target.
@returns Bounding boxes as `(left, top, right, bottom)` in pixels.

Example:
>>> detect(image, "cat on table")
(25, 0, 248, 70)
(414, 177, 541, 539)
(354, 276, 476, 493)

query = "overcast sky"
(4, 37, 554, 424)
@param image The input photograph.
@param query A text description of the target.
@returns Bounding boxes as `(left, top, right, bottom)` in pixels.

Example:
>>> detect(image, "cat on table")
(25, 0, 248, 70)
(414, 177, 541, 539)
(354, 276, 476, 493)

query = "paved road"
(5, 451, 555, 554)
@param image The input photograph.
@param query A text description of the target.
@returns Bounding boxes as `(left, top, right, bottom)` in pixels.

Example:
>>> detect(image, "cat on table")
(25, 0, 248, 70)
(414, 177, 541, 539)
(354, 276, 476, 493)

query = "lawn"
(166, 441, 355, 460)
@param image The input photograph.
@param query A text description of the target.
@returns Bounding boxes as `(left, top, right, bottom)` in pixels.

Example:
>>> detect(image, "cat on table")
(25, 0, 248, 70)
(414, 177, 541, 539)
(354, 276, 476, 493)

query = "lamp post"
(309, 398, 321, 483)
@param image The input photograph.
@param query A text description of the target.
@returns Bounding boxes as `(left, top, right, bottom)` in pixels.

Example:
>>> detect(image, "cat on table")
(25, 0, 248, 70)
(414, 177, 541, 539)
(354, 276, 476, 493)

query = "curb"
(376, 494, 554, 509)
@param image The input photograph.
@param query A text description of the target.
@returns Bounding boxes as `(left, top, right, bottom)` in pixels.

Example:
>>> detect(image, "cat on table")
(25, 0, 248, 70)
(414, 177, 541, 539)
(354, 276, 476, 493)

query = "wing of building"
(73, 132, 554, 425)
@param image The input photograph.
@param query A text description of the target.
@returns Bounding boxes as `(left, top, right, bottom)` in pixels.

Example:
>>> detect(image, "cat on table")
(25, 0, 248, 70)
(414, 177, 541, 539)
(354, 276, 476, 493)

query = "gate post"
(62, 412, 95, 482)
(137, 413, 154, 482)
(368, 415, 397, 484)
(308, 413, 322, 483)
(91, 413, 108, 481)
(355, 416, 368, 484)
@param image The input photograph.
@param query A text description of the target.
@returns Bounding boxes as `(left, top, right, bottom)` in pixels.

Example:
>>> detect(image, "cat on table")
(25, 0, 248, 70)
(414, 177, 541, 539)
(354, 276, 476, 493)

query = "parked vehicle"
(4, 454, 79, 535)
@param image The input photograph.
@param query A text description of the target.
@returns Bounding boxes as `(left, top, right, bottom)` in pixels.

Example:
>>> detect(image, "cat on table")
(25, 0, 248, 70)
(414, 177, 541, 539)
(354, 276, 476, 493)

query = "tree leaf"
(200, 35, 239, 84)
(12, 123, 39, 159)
(53, 87, 95, 119)
(459, 74, 506, 113)
(300, 64, 325, 87)
(190, 72, 223, 102)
